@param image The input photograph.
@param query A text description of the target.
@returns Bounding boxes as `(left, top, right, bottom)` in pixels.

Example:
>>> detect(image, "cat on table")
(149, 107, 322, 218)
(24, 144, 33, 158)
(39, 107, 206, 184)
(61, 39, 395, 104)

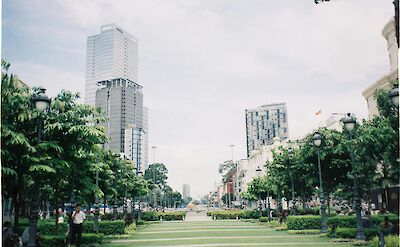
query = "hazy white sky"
(2, 0, 395, 198)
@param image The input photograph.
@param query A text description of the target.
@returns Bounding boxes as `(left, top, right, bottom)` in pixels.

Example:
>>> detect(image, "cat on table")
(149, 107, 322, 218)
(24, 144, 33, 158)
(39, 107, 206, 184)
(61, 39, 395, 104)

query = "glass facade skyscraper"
(85, 23, 138, 106)
(88, 24, 148, 171)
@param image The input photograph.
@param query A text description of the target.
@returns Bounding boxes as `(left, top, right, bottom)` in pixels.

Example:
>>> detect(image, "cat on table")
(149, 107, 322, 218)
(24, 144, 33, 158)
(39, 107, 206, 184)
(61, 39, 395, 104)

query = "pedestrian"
(378, 216, 393, 247)
(2, 221, 19, 247)
(71, 204, 86, 247)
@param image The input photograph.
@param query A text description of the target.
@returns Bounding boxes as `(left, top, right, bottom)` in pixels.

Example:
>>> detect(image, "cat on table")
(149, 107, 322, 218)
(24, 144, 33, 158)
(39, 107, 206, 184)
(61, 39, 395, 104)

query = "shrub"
(208, 211, 242, 220)
(141, 211, 159, 221)
(265, 220, 281, 228)
(259, 217, 268, 222)
(327, 216, 356, 228)
(296, 208, 320, 216)
(158, 212, 186, 221)
(241, 210, 260, 219)
(371, 235, 400, 247)
(97, 220, 125, 235)
(288, 229, 322, 234)
(125, 223, 136, 232)
(39, 233, 104, 247)
(136, 219, 145, 225)
(35, 220, 124, 235)
(332, 228, 379, 240)
(208, 210, 261, 220)
(286, 216, 321, 230)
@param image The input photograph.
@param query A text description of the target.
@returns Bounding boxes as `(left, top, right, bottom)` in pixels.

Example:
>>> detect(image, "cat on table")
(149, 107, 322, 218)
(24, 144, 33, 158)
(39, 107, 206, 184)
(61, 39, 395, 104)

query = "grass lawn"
(103, 219, 358, 247)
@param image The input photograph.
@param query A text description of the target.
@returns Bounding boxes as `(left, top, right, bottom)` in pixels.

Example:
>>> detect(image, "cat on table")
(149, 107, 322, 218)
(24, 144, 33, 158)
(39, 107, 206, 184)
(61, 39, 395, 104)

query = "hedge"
(296, 208, 320, 216)
(159, 212, 186, 221)
(140, 211, 187, 221)
(288, 229, 322, 234)
(208, 211, 242, 220)
(286, 216, 321, 230)
(39, 233, 104, 247)
(332, 228, 379, 240)
(287, 214, 398, 230)
(259, 217, 268, 222)
(30, 220, 125, 235)
(208, 210, 262, 220)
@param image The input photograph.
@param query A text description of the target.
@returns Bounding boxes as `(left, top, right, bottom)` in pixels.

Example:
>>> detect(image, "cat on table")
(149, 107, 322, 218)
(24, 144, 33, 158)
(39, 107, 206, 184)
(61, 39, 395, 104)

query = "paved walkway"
(185, 211, 212, 221)
(106, 215, 355, 247)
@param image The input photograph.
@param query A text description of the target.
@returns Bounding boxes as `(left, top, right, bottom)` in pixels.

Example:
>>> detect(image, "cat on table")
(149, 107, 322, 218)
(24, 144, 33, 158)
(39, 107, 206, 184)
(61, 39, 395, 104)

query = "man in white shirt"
(71, 204, 86, 247)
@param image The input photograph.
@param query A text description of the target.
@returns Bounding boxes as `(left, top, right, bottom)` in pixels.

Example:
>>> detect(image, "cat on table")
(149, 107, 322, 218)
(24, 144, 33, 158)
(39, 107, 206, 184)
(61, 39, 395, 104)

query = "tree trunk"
(327, 197, 331, 214)
(13, 173, 24, 232)
(103, 196, 107, 214)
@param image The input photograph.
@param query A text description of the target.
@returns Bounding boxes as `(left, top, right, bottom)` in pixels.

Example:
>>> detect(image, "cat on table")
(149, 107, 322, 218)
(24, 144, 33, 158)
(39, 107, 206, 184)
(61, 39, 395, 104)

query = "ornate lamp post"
(343, 113, 365, 240)
(288, 147, 296, 213)
(28, 88, 51, 247)
(256, 166, 262, 210)
(312, 132, 328, 233)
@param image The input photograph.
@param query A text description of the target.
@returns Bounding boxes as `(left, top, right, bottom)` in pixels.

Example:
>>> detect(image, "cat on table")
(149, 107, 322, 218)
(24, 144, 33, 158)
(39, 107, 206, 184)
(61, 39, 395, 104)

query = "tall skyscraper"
(182, 184, 191, 199)
(245, 103, 289, 157)
(85, 23, 138, 106)
(88, 24, 148, 172)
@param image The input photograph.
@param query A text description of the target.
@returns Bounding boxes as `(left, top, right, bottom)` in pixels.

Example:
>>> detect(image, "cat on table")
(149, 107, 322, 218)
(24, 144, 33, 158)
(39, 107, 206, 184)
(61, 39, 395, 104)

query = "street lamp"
(28, 87, 51, 247)
(151, 146, 157, 208)
(312, 132, 327, 233)
(256, 166, 262, 210)
(343, 113, 365, 240)
(389, 84, 399, 108)
(288, 147, 296, 213)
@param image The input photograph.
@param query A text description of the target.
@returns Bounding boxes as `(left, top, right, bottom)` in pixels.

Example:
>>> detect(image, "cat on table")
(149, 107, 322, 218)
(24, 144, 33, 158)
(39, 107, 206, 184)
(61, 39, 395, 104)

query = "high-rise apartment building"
(182, 184, 191, 199)
(85, 23, 138, 106)
(245, 103, 288, 157)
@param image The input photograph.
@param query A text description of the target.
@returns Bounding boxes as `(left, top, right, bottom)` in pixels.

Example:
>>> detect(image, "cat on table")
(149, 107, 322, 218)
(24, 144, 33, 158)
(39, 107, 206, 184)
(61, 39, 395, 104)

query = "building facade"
(85, 23, 138, 106)
(182, 184, 191, 199)
(245, 103, 289, 157)
(362, 17, 399, 118)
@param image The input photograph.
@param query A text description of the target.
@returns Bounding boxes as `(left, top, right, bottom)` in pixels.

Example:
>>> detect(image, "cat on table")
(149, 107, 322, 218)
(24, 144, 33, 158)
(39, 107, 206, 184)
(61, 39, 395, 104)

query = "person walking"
(71, 204, 86, 247)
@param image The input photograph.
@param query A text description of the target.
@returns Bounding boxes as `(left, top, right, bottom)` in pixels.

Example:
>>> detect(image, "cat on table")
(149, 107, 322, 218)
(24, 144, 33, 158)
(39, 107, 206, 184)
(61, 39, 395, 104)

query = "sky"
(2, 0, 395, 198)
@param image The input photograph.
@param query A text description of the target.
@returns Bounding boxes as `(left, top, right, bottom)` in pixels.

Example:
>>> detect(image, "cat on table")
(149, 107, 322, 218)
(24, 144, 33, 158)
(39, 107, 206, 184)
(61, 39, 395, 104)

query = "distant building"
(245, 103, 289, 157)
(182, 184, 191, 198)
(85, 23, 138, 106)
(362, 17, 398, 118)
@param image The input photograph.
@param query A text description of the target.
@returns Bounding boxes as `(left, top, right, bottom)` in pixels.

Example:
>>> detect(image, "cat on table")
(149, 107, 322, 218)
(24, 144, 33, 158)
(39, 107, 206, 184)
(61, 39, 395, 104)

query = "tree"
(1, 63, 62, 229)
(144, 163, 168, 190)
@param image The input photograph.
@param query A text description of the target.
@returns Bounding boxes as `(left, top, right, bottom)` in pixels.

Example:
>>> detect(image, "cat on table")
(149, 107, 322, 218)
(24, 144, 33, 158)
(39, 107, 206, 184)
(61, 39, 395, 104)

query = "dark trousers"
(71, 223, 83, 247)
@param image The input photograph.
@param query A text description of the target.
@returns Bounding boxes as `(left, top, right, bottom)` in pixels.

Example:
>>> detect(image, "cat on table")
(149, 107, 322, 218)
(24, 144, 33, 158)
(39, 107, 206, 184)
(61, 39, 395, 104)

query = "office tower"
(96, 78, 143, 151)
(88, 24, 148, 172)
(245, 103, 289, 157)
(182, 184, 191, 199)
(85, 23, 138, 106)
